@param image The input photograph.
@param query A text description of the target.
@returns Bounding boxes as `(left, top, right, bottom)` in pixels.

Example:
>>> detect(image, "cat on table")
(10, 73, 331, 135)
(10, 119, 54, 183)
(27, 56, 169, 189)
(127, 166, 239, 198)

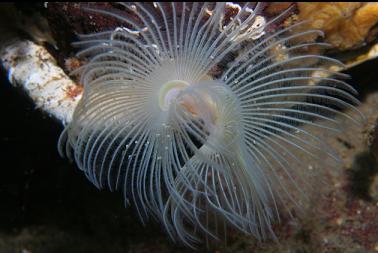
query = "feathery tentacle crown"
(59, 2, 363, 247)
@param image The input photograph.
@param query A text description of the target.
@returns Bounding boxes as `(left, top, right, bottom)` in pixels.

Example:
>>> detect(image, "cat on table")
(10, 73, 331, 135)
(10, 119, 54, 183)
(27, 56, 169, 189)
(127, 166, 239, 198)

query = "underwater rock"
(295, 3, 378, 51)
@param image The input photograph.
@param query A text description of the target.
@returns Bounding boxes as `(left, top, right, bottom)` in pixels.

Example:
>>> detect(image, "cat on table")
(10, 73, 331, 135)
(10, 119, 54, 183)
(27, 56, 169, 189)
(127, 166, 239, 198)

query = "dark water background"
(0, 73, 189, 252)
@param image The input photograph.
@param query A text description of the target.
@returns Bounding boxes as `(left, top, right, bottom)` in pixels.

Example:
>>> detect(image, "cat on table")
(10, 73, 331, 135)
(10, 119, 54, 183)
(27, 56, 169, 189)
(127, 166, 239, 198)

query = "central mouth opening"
(159, 80, 190, 111)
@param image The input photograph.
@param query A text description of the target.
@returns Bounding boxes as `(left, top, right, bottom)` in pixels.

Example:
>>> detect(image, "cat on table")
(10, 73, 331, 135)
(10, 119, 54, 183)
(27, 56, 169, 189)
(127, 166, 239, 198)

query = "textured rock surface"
(296, 3, 378, 51)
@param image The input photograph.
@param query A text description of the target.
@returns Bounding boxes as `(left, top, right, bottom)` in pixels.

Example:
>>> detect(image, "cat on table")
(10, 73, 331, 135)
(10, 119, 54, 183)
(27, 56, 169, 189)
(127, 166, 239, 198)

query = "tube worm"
(59, 2, 363, 247)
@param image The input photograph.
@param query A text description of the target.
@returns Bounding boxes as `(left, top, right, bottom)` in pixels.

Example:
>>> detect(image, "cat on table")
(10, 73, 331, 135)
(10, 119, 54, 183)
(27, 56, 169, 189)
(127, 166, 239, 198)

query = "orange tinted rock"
(297, 3, 378, 50)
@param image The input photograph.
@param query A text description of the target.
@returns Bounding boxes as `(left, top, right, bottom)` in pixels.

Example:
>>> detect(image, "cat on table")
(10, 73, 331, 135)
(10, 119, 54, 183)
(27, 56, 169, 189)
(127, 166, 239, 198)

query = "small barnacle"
(58, 2, 363, 248)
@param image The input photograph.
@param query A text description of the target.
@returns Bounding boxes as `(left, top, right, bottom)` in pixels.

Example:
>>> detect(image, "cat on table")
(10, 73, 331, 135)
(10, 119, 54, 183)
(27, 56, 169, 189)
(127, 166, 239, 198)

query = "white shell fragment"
(0, 39, 80, 124)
